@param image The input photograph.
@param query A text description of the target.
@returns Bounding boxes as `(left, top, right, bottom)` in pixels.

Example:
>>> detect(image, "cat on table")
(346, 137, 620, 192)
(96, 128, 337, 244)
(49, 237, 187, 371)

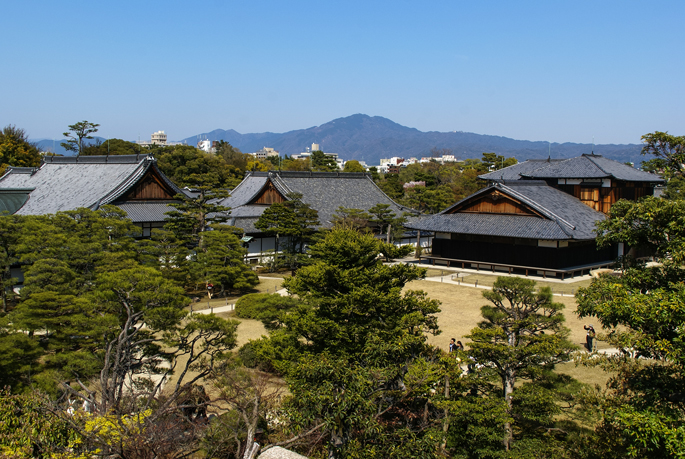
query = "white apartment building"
(250, 147, 280, 160)
(137, 131, 185, 147)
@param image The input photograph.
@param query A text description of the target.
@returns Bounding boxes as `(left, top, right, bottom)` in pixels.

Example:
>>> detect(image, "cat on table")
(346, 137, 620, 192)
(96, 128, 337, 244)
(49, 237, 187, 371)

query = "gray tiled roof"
(115, 202, 178, 223)
(0, 155, 184, 219)
(0, 189, 32, 214)
(479, 159, 564, 181)
(406, 181, 605, 240)
(219, 171, 415, 234)
(479, 154, 664, 183)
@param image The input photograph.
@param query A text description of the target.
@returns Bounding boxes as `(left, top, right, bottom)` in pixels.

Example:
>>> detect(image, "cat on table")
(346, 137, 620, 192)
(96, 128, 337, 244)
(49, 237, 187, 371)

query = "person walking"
(584, 324, 596, 351)
(449, 338, 458, 353)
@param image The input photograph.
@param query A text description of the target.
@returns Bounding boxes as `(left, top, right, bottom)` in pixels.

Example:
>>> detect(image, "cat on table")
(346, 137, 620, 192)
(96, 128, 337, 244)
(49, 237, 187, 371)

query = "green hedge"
(235, 293, 300, 330)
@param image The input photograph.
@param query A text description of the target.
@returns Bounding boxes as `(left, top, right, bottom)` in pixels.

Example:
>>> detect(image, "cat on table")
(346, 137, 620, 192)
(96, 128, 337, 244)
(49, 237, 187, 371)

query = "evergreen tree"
(191, 226, 258, 296)
(60, 121, 99, 155)
(252, 228, 442, 457)
(0, 125, 41, 175)
(576, 197, 685, 458)
(310, 150, 337, 171)
(254, 193, 319, 269)
(466, 277, 576, 451)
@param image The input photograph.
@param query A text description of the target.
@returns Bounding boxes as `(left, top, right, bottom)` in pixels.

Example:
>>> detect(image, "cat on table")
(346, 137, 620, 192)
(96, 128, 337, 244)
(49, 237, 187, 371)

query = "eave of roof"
(220, 170, 417, 233)
(479, 154, 664, 184)
(0, 154, 184, 217)
(408, 181, 604, 240)
(521, 154, 664, 182)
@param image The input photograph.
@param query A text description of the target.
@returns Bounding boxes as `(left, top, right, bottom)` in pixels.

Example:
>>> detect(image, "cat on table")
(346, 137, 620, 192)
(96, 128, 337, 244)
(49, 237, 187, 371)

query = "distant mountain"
(33, 137, 108, 156)
(181, 114, 644, 165)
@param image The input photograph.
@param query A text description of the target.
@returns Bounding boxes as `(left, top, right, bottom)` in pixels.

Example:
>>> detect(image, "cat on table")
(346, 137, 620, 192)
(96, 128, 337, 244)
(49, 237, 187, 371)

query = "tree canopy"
(81, 138, 142, 156)
(248, 228, 442, 457)
(343, 159, 365, 172)
(310, 150, 338, 171)
(60, 120, 100, 155)
(576, 196, 685, 458)
(0, 125, 41, 176)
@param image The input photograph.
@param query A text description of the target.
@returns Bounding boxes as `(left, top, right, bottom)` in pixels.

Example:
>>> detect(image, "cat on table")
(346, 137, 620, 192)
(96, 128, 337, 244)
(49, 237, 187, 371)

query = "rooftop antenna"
(592, 136, 595, 155)
(548, 142, 551, 161)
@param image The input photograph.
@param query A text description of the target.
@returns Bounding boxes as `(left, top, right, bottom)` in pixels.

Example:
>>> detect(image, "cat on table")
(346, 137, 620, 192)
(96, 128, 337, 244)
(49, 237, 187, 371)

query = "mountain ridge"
(31, 115, 644, 164)
(180, 114, 644, 165)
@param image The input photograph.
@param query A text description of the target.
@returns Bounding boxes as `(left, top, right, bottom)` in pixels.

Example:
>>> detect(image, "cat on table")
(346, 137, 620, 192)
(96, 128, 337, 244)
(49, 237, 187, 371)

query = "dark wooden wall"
(122, 171, 175, 201)
(253, 181, 286, 205)
(555, 181, 653, 213)
(449, 192, 541, 216)
(432, 237, 616, 270)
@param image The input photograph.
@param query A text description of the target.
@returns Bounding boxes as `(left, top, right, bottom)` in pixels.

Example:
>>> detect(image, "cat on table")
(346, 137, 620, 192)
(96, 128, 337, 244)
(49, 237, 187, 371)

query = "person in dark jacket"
(584, 324, 596, 351)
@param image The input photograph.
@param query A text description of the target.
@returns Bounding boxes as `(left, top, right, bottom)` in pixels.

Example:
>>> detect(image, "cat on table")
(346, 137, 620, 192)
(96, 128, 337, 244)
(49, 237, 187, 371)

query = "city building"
(136, 131, 184, 147)
(250, 147, 280, 160)
(292, 143, 341, 167)
(151, 130, 167, 145)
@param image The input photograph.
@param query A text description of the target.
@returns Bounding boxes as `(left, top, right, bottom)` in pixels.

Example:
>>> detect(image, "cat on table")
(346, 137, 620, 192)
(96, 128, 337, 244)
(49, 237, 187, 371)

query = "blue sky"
(1, 1, 683, 144)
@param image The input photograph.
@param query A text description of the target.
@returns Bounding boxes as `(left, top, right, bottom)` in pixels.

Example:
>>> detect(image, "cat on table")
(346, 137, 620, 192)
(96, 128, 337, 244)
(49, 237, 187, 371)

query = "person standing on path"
(449, 338, 458, 353)
(584, 324, 596, 351)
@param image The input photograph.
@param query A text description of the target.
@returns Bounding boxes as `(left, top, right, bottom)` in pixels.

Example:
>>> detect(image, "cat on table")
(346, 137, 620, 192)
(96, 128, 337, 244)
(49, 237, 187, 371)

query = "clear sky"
(1, 1, 683, 144)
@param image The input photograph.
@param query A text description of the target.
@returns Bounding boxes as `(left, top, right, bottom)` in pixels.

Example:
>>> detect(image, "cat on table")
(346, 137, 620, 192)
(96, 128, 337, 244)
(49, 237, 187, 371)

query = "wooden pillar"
(416, 230, 421, 258)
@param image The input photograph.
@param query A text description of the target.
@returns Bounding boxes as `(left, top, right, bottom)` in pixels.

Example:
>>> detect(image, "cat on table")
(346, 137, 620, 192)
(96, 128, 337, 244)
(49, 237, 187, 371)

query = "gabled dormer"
(118, 165, 179, 201)
(445, 189, 546, 218)
(249, 179, 287, 205)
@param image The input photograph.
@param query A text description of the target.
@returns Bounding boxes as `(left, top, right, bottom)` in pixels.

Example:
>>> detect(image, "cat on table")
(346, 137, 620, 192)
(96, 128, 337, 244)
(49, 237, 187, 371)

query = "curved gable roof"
(478, 159, 564, 181)
(522, 154, 664, 182)
(480, 154, 663, 183)
(0, 155, 182, 215)
(219, 171, 415, 231)
(408, 181, 605, 240)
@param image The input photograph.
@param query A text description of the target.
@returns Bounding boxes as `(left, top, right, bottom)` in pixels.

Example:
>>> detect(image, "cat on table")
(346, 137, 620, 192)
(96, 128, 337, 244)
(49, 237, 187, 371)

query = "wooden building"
(479, 154, 664, 213)
(408, 155, 664, 278)
(216, 170, 425, 259)
(0, 154, 186, 236)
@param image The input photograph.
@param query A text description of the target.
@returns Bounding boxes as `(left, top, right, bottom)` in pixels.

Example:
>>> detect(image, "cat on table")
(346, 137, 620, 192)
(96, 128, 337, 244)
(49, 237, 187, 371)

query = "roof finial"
(592, 136, 595, 155)
(548, 142, 551, 161)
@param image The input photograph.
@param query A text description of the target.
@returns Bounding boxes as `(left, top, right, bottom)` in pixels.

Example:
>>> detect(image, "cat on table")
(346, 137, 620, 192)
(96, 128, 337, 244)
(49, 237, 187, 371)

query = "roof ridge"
(42, 154, 151, 164)
(583, 154, 611, 176)
(98, 159, 150, 206)
(269, 172, 294, 196)
(498, 183, 576, 230)
(150, 162, 185, 196)
(364, 174, 419, 215)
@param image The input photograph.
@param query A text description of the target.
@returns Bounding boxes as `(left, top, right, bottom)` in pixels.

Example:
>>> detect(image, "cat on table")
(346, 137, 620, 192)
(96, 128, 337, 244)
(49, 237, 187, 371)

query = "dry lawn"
(174, 273, 610, 389)
(422, 269, 594, 295)
(215, 311, 268, 348)
(406, 279, 612, 387)
(409, 280, 604, 352)
(190, 277, 285, 312)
